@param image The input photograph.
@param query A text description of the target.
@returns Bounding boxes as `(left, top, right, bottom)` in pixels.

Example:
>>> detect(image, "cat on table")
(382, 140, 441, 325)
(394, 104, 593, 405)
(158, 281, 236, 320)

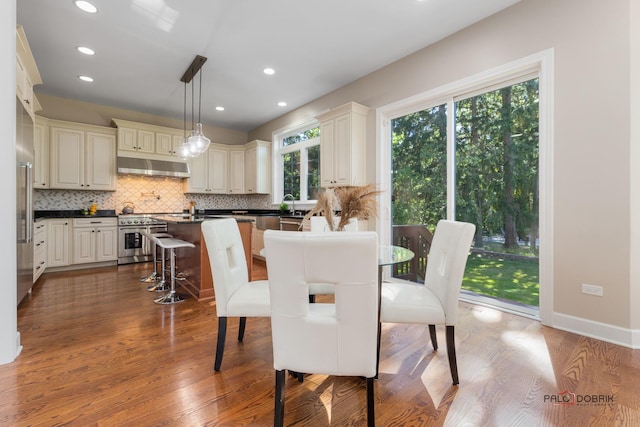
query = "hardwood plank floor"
(1, 261, 640, 426)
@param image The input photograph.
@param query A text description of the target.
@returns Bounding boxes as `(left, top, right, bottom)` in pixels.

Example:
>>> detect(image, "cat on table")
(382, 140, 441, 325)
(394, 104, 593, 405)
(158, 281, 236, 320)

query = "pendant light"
(175, 80, 196, 159)
(187, 66, 211, 154)
(175, 55, 209, 158)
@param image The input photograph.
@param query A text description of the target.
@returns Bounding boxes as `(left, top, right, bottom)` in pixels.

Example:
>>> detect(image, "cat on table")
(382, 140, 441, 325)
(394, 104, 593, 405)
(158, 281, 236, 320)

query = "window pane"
(282, 126, 320, 147)
(282, 151, 300, 199)
(391, 104, 447, 227)
(307, 145, 321, 200)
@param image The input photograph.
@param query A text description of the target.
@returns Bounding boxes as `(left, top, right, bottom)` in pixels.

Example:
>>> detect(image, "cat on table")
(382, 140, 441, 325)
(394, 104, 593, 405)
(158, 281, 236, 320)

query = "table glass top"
(379, 245, 414, 266)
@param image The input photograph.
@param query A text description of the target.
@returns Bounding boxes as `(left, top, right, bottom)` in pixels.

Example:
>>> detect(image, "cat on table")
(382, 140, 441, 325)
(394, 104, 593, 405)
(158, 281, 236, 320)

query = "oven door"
(118, 226, 149, 264)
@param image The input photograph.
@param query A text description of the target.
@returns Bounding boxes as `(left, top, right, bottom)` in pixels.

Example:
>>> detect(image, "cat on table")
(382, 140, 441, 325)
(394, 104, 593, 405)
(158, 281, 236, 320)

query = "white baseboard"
(552, 312, 640, 349)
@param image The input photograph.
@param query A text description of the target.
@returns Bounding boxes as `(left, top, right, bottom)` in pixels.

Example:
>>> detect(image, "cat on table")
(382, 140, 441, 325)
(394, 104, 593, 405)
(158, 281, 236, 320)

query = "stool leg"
(147, 246, 169, 292)
(140, 240, 160, 283)
(154, 248, 187, 304)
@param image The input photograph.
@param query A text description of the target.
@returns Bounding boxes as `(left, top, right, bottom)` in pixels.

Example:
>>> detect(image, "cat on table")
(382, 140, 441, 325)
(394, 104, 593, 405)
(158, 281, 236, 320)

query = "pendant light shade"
(187, 122, 211, 154)
(175, 55, 209, 159)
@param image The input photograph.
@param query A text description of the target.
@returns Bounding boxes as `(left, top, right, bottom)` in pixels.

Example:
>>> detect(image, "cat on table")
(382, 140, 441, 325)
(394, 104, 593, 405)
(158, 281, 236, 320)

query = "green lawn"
(462, 252, 539, 306)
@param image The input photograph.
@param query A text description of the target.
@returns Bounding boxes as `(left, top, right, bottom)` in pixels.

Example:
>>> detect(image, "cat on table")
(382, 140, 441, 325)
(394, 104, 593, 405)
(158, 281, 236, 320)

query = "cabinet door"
(137, 130, 155, 153)
(117, 127, 137, 152)
(47, 219, 70, 267)
(72, 227, 96, 264)
(96, 227, 118, 262)
(333, 113, 353, 186)
(245, 146, 257, 193)
(86, 132, 116, 190)
(185, 152, 208, 193)
(208, 147, 228, 193)
(155, 132, 173, 155)
(320, 119, 336, 187)
(33, 121, 49, 188)
(50, 127, 84, 189)
(228, 149, 245, 193)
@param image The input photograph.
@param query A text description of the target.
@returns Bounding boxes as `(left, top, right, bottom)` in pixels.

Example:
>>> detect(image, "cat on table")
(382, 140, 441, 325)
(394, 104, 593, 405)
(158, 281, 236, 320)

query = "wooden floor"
(2, 262, 640, 426)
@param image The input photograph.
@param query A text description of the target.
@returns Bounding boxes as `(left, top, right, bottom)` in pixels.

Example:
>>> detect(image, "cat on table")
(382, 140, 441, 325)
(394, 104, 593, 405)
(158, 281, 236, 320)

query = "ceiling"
(17, 0, 520, 132)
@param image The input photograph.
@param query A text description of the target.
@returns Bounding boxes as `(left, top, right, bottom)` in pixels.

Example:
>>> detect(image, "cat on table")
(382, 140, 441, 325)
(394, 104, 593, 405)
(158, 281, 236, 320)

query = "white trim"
(552, 312, 640, 349)
(376, 49, 554, 323)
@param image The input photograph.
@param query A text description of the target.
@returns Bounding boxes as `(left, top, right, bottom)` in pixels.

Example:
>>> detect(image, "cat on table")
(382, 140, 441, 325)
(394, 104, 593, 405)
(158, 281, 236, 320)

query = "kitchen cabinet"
(317, 102, 369, 188)
(228, 148, 245, 194)
(113, 119, 189, 161)
(184, 143, 228, 194)
(72, 218, 118, 264)
(116, 126, 155, 154)
(47, 219, 71, 268)
(244, 140, 271, 194)
(49, 120, 117, 191)
(155, 132, 185, 156)
(33, 116, 49, 189)
(33, 221, 47, 282)
(16, 26, 42, 118)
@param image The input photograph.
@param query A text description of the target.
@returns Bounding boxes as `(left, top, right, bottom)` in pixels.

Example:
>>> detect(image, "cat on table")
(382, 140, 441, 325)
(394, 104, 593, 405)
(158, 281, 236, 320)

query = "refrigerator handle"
(20, 162, 34, 243)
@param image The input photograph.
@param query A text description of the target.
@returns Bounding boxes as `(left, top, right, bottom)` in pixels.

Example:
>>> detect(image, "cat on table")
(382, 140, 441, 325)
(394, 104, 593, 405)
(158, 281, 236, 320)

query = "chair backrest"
(425, 220, 475, 325)
(201, 218, 249, 317)
(264, 230, 379, 377)
(310, 216, 358, 232)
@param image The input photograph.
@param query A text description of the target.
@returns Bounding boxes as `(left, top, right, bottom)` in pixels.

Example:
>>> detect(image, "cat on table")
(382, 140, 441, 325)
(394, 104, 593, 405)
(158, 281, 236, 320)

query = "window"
(274, 122, 321, 204)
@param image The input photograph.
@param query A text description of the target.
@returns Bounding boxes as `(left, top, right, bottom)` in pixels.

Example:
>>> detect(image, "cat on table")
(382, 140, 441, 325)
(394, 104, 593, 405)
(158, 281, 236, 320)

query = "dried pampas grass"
(303, 184, 382, 231)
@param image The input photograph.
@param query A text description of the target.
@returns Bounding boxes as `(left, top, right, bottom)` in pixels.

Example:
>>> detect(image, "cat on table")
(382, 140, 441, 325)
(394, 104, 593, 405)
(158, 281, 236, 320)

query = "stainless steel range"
(118, 214, 168, 264)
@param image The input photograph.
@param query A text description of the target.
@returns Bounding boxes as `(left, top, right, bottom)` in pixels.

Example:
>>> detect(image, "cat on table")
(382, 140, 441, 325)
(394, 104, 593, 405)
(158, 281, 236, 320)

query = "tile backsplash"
(34, 175, 273, 213)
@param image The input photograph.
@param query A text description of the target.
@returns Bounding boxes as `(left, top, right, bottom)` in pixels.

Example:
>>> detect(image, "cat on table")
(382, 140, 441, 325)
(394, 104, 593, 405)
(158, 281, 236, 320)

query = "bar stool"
(153, 237, 195, 305)
(140, 232, 173, 288)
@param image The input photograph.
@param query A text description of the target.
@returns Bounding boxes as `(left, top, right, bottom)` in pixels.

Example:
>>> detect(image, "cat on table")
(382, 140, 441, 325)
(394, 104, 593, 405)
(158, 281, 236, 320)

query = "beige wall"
(250, 0, 637, 333)
(36, 93, 248, 145)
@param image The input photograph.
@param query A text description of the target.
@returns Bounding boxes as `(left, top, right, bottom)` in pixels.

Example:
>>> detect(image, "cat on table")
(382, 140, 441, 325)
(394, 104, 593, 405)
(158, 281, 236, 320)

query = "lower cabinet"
(33, 221, 47, 282)
(47, 218, 71, 268)
(72, 218, 118, 264)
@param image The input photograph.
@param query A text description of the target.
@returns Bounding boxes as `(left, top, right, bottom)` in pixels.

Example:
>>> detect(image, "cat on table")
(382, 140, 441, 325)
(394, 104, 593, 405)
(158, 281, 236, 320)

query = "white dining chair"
(380, 219, 475, 385)
(264, 230, 379, 427)
(201, 218, 271, 372)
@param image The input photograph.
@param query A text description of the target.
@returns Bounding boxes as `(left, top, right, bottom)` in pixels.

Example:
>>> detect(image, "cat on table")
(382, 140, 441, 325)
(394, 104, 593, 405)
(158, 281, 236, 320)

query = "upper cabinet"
(16, 26, 42, 118)
(317, 102, 369, 188)
(184, 143, 228, 194)
(112, 119, 187, 161)
(33, 116, 49, 189)
(244, 140, 271, 194)
(49, 120, 117, 191)
(228, 147, 245, 194)
(184, 140, 272, 195)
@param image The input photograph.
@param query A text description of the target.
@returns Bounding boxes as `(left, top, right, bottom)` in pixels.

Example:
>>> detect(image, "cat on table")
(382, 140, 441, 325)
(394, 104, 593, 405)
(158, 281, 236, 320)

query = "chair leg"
(214, 317, 227, 372)
(238, 317, 246, 342)
(366, 377, 375, 427)
(308, 295, 316, 303)
(274, 369, 286, 427)
(428, 324, 438, 350)
(446, 325, 459, 385)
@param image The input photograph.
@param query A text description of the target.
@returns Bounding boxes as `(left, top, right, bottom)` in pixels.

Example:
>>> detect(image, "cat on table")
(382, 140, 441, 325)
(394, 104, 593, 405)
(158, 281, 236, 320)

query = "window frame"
(272, 118, 321, 206)
(376, 49, 554, 324)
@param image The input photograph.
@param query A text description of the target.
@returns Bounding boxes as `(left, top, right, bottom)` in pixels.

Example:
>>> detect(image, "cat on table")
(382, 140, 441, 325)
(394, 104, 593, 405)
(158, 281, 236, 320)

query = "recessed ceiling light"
(277, 101, 287, 107)
(76, 46, 95, 55)
(74, 1, 98, 13)
(263, 68, 275, 75)
(215, 106, 225, 111)
(78, 75, 94, 82)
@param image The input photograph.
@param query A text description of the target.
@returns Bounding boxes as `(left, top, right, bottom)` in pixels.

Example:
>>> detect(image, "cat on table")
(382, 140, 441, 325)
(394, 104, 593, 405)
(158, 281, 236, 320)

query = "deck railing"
(392, 224, 433, 283)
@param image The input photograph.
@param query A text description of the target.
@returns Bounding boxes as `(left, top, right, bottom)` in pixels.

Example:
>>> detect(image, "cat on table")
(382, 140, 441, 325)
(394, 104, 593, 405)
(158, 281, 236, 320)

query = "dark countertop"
(152, 214, 256, 224)
(35, 210, 117, 220)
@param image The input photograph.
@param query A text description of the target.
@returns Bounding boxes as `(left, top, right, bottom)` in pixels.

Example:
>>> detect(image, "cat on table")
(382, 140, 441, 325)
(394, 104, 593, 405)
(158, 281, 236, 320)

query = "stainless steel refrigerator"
(16, 97, 34, 305)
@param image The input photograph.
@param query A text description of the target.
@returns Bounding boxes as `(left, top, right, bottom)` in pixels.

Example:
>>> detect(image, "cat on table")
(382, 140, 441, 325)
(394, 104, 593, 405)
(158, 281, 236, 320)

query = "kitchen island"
(152, 214, 254, 301)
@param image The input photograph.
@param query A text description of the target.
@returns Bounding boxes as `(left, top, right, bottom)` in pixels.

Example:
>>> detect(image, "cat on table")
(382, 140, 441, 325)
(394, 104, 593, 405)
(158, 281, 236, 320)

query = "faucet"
(283, 194, 296, 215)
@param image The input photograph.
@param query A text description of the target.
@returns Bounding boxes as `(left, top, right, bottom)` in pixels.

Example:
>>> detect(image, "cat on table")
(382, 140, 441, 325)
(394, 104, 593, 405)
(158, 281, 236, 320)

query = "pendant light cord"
(191, 75, 195, 131)
(198, 67, 203, 123)
(183, 81, 187, 139)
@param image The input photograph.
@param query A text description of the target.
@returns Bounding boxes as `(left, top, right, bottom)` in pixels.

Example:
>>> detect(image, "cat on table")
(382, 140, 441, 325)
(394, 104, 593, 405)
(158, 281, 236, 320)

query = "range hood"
(117, 157, 190, 178)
